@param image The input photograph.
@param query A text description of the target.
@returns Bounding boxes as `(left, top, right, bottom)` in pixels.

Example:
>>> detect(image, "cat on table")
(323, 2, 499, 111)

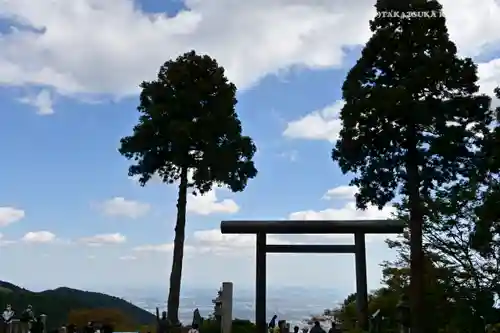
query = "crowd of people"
(1, 304, 45, 333)
(268, 315, 341, 333)
(1, 304, 115, 333)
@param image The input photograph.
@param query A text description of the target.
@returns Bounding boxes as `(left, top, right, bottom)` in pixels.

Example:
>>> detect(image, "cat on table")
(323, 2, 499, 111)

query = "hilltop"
(0, 281, 156, 329)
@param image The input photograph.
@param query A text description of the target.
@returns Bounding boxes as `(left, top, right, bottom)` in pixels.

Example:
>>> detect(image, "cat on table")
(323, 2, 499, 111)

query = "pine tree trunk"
(406, 131, 424, 333)
(167, 166, 189, 326)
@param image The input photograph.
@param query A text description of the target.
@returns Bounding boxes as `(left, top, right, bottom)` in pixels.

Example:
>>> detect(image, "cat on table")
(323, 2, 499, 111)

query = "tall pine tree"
(331, 1, 493, 332)
(119, 51, 257, 324)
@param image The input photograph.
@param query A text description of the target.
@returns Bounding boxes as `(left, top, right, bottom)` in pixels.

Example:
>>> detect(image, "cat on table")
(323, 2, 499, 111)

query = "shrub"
(201, 319, 255, 333)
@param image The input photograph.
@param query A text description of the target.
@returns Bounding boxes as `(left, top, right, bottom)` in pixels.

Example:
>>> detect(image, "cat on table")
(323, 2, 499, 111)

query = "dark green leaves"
(119, 50, 257, 194)
(333, 4, 497, 331)
(332, 0, 493, 210)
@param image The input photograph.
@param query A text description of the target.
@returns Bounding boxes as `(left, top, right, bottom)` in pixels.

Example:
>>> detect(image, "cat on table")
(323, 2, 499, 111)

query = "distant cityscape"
(119, 286, 342, 326)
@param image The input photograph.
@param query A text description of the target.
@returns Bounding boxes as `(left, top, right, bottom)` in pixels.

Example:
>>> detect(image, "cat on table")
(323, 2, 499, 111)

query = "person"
(328, 323, 341, 333)
(310, 321, 326, 333)
(277, 320, 286, 333)
(2, 305, 14, 333)
(274, 321, 283, 333)
(293, 326, 300, 333)
(66, 323, 77, 333)
(192, 309, 202, 328)
(20, 305, 34, 333)
(31, 315, 45, 333)
(157, 311, 170, 333)
(84, 322, 94, 333)
(188, 323, 199, 333)
(101, 323, 113, 333)
(268, 315, 277, 333)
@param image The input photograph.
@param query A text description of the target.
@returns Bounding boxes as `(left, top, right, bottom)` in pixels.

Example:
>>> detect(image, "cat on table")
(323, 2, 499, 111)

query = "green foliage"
(332, 0, 492, 211)
(332, 169, 500, 332)
(118, 50, 257, 193)
(470, 88, 500, 255)
(201, 318, 255, 333)
(0, 281, 155, 330)
(331, 1, 494, 332)
(387, 169, 500, 327)
(333, 260, 493, 333)
(118, 50, 257, 324)
(333, 288, 401, 333)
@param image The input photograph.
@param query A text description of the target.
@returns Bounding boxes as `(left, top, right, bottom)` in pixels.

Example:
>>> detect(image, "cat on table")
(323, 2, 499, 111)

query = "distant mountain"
(0, 281, 156, 329)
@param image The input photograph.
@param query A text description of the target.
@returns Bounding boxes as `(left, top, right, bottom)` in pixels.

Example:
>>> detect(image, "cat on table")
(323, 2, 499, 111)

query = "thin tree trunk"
(167, 166, 189, 326)
(406, 131, 425, 333)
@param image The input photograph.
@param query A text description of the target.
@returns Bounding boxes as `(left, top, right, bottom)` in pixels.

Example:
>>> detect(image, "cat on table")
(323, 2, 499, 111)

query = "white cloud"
(284, 59, 500, 143)
(22, 231, 56, 243)
(0, 0, 376, 103)
(133, 243, 174, 252)
(283, 101, 344, 142)
(322, 185, 357, 200)
(18, 89, 54, 115)
(98, 197, 150, 219)
(289, 200, 395, 222)
(133, 242, 197, 255)
(478, 59, 500, 106)
(193, 229, 255, 251)
(129, 173, 163, 185)
(190, 229, 289, 255)
(0, 207, 25, 227)
(132, 230, 286, 256)
(440, 0, 500, 57)
(129, 171, 239, 216)
(281, 0, 500, 143)
(0, 0, 498, 112)
(161, 185, 398, 255)
(119, 255, 136, 261)
(187, 190, 239, 215)
(288, 204, 396, 244)
(288, 185, 398, 243)
(80, 233, 126, 246)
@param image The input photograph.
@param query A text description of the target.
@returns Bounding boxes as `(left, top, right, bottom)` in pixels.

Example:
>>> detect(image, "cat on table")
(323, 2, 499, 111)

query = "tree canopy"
(119, 50, 257, 324)
(119, 50, 257, 194)
(329, 114, 500, 333)
(331, 1, 494, 332)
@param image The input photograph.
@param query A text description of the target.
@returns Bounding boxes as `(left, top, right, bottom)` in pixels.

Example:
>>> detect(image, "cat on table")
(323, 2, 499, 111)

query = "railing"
(4, 315, 47, 333)
(6, 320, 25, 333)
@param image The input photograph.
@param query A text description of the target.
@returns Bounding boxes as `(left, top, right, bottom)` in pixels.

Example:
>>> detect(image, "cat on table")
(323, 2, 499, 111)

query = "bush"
(201, 319, 255, 333)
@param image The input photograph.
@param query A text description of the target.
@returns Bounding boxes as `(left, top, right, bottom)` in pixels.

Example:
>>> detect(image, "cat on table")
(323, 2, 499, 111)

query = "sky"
(1, 0, 500, 300)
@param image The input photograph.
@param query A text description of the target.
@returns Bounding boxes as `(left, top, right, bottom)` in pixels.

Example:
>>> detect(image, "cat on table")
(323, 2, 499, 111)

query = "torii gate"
(220, 219, 405, 333)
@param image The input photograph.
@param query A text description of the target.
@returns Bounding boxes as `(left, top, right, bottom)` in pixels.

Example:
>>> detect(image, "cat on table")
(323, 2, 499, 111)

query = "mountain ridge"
(0, 281, 156, 329)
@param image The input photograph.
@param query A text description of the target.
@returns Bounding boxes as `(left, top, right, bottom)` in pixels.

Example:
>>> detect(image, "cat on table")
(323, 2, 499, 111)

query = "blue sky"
(1, 0, 500, 299)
